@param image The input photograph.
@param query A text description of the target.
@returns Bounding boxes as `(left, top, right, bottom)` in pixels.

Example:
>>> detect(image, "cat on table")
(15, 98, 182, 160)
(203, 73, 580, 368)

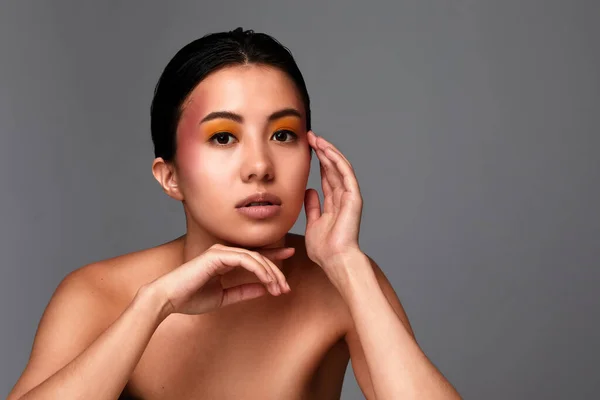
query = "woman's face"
(173, 64, 311, 248)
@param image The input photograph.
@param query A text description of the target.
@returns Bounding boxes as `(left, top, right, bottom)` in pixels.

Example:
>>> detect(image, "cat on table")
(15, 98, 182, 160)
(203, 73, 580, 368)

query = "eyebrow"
(199, 108, 303, 124)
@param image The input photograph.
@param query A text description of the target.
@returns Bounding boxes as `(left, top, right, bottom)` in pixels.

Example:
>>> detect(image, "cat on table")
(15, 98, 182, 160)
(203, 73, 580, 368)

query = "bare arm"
(7, 269, 170, 400)
(8, 245, 292, 400)
(340, 252, 461, 400)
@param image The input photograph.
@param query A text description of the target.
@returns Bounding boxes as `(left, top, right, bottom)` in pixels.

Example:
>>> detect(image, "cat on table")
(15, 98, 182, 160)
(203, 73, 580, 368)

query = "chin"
(218, 220, 295, 249)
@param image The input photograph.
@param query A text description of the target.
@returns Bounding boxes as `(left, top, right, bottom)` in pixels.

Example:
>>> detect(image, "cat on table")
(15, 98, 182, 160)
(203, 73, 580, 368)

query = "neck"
(179, 218, 289, 274)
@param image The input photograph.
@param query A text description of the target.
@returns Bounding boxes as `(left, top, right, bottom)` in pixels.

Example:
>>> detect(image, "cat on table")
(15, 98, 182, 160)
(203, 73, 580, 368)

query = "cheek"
(176, 145, 230, 196)
(277, 149, 311, 192)
(176, 122, 235, 187)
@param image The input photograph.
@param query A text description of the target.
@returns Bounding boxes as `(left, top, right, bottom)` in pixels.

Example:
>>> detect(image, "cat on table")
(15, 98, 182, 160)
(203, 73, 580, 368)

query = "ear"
(152, 157, 184, 201)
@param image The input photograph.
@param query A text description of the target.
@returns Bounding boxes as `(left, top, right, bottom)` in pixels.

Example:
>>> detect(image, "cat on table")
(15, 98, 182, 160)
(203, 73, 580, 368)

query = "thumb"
(304, 188, 321, 226)
(220, 283, 268, 308)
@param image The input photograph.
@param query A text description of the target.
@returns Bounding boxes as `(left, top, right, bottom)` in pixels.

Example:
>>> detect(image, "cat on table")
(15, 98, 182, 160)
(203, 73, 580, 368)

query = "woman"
(8, 28, 460, 399)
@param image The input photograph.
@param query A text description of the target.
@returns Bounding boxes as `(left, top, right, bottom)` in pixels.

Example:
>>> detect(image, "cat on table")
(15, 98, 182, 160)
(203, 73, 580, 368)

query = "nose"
(240, 143, 275, 183)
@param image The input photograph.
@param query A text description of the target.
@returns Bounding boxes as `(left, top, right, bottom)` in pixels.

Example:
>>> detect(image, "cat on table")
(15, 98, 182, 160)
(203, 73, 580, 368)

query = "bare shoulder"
(285, 233, 353, 335)
(77, 236, 185, 304)
(34, 240, 173, 341)
(50, 237, 180, 306)
(7, 238, 182, 399)
(285, 236, 412, 338)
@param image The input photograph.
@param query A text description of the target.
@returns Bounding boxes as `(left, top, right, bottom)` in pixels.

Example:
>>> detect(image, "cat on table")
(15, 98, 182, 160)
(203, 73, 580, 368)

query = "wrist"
(323, 250, 376, 299)
(134, 283, 174, 325)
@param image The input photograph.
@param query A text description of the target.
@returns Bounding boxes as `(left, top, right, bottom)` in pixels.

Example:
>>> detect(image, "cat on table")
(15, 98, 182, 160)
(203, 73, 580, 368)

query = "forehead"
(183, 64, 304, 118)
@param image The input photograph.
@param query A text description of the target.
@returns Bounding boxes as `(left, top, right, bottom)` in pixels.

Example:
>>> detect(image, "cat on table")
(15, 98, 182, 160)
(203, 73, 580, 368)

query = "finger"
(316, 148, 344, 209)
(309, 132, 336, 204)
(316, 148, 343, 191)
(319, 161, 334, 213)
(210, 251, 277, 293)
(219, 246, 291, 295)
(315, 135, 353, 169)
(319, 158, 333, 199)
(220, 283, 268, 308)
(259, 253, 291, 293)
(256, 248, 294, 293)
(307, 130, 318, 149)
(225, 248, 281, 295)
(316, 135, 358, 198)
(304, 188, 321, 225)
(218, 246, 278, 282)
(323, 146, 361, 195)
(309, 132, 333, 200)
(255, 247, 295, 261)
(253, 253, 281, 295)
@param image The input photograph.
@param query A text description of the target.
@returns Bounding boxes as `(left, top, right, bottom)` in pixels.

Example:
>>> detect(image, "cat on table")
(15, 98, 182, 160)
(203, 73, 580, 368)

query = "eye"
(272, 130, 298, 142)
(209, 132, 237, 146)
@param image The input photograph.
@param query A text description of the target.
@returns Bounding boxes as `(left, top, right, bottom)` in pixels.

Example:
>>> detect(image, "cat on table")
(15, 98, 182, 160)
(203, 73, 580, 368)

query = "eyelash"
(208, 130, 298, 146)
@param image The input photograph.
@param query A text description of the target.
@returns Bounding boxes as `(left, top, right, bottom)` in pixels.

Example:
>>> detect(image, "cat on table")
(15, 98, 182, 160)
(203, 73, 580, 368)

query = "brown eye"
(272, 130, 297, 142)
(210, 132, 236, 146)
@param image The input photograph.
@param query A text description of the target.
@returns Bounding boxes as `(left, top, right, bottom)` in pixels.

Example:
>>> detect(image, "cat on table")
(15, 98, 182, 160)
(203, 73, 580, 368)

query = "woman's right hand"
(147, 243, 294, 318)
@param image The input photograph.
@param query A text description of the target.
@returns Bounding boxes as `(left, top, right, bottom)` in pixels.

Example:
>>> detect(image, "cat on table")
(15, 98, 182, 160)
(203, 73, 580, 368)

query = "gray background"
(1, 1, 598, 399)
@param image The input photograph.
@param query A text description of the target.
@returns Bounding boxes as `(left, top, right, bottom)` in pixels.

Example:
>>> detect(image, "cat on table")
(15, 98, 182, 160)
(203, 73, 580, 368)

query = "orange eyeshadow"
(201, 120, 241, 138)
(270, 116, 303, 132)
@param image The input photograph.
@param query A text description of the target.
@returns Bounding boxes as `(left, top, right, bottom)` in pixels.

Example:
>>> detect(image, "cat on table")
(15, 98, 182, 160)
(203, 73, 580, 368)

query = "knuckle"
(249, 250, 261, 258)
(240, 253, 253, 262)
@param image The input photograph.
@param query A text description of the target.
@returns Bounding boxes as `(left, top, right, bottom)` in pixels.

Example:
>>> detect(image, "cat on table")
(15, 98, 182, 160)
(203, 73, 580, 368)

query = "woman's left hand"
(304, 130, 364, 271)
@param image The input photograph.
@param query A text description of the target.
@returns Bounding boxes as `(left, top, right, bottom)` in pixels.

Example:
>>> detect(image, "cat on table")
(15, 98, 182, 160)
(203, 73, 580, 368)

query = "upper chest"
(125, 264, 351, 399)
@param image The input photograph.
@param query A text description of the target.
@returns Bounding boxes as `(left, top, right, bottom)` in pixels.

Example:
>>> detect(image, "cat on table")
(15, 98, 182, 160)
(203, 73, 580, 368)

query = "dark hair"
(150, 27, 311, 162)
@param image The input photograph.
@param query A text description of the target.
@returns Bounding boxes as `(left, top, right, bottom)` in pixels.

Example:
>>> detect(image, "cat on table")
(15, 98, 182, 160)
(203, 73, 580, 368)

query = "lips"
(235, 192, 283, 208)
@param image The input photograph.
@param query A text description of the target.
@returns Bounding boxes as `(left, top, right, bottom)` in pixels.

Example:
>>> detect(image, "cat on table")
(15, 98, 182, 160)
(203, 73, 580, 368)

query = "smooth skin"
(305, 130, 461, 399)
(8, 245, 293, 400)
(7, 64, 460, 399)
